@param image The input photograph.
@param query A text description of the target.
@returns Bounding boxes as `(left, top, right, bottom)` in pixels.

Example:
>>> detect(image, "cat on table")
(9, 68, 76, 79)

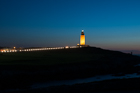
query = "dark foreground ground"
(4, 77, 140, 93)
(1, 47, 140, 92)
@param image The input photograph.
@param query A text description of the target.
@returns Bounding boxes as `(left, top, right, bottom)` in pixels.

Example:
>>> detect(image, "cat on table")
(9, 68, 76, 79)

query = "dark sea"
(134, 54, 140, 56)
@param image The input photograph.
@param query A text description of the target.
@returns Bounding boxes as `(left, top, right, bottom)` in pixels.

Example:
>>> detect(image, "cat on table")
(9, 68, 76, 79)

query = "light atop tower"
(81, 30, 84, 35)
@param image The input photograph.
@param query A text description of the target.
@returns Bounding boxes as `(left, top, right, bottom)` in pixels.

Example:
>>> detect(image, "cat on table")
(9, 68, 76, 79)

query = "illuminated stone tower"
(80, 30, 85, 45)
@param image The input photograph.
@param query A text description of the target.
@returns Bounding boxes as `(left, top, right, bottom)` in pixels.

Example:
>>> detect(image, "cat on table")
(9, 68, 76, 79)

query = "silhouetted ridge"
(0, 46, 140, 91)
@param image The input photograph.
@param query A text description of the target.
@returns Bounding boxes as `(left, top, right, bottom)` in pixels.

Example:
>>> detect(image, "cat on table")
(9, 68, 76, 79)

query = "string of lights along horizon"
(1, 0, 140, 54)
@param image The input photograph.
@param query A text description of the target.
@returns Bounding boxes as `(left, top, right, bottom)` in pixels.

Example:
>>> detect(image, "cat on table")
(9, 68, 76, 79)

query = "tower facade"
(80, 30, 85, 45)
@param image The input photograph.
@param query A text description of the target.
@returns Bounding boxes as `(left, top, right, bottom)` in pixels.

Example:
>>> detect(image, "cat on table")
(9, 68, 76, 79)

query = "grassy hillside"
(0, 47, 138, 65)
(0, 48, 94, 65)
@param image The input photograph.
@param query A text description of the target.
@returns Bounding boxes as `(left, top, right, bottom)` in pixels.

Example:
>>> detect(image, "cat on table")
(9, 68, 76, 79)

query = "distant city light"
(65, 46, 69, 48)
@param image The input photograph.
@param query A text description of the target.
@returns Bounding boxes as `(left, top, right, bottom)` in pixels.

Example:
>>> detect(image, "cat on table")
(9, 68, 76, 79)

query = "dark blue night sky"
(0, 0, 140, 52)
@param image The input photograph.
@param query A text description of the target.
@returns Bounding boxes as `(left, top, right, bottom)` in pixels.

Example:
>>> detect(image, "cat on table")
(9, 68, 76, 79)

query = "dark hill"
(0, 47, 140, 90)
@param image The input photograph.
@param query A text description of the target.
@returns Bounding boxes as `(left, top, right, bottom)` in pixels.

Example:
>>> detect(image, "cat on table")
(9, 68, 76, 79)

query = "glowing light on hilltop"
(65, 46, 69, 48)
(1, 50, 4, 53)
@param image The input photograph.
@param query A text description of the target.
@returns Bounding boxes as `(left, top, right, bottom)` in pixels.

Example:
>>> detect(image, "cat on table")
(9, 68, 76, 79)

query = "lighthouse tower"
(80, 30, 85, 45)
